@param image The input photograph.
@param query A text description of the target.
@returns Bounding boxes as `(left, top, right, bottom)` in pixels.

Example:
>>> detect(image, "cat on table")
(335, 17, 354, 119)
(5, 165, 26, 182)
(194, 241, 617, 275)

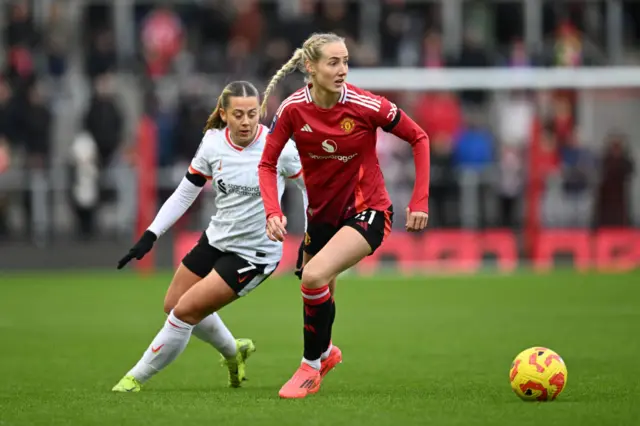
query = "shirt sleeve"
(258, 110, 293, 219)
(278, 140, 303, 179)
(369, 93, 431, 213)
(147, 177, 203, 236)
(188, 131, 215, 179)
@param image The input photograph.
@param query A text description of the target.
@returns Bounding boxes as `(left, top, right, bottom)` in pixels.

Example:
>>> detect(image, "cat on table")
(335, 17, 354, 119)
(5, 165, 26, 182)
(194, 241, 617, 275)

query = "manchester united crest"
(340, 117, 355, 133)
(304, 232, 311, 247)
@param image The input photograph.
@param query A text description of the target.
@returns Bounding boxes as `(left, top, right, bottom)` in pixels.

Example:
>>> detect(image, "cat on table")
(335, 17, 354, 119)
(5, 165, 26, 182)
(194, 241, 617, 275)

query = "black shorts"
(301, 206, 394, 259)
(182, 232, 278, 296)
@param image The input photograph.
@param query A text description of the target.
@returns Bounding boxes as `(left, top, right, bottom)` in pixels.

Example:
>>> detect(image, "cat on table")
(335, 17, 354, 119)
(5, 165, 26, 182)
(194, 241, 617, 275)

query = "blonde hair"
(260, 32, 345, 117)
(204, 81, 260, 132)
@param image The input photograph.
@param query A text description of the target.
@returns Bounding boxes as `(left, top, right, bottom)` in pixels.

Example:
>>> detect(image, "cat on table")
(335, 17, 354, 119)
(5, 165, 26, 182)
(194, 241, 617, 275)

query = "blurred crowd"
(0, 0, 638, 242)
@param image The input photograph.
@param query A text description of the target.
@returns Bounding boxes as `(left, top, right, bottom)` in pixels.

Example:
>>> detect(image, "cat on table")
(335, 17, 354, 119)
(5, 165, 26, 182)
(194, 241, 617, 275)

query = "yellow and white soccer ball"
(509, 347, 568, 401)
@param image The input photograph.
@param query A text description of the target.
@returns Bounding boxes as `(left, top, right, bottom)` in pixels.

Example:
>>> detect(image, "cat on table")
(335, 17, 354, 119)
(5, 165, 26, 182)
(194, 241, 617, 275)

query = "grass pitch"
(1, 270, 639, 426)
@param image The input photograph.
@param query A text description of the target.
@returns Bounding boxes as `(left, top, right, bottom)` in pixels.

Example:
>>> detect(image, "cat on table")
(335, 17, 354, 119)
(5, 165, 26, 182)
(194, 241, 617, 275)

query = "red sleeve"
(389, 110, 430, 214)
(258, 111, 293, 219)
(366, 92, 430, 213)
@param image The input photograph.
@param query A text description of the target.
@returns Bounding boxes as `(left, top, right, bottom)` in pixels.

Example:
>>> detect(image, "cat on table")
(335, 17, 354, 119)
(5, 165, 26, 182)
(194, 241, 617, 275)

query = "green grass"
(1, 270, 639, 426)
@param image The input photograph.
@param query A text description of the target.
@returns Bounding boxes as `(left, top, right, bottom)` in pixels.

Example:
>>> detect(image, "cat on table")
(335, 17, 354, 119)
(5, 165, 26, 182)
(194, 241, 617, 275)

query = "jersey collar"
(224, 125, 263, 152)
(305, 83, 347, 105)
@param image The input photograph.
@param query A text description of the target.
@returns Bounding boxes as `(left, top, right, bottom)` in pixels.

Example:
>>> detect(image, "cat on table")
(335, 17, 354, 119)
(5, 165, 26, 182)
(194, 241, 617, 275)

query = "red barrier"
(533, 230, 591, 272)
(483, 230, 518, 273)
(422, 231, 481, 273)
(173, 229, 640, 274)
(357, 233, 417, 275)
(595, 229, 640, 272)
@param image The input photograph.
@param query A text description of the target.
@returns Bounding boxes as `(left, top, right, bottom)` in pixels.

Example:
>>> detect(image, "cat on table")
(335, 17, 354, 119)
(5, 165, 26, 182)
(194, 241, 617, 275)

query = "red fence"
(174, 229, 640, 275)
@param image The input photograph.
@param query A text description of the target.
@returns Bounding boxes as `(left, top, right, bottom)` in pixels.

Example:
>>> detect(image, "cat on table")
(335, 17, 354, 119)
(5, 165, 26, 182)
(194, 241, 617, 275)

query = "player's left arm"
(372, 95, 430, 232)
(259, 110, 293, 241)
(278, 140, 308, 230)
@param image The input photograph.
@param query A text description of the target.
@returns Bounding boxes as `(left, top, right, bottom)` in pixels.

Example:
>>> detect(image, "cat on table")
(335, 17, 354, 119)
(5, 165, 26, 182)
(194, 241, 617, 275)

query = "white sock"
(192, 312, 237, 358)
(302, 357, 321, 370)
(127, 311, 194, 383)
(321, 343, 333, 361)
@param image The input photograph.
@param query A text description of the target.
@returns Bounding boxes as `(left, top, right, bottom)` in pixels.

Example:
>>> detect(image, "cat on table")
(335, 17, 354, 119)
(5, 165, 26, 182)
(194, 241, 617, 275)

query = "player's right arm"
(258, 110, 293, 242)
(117, 133, 214, 269)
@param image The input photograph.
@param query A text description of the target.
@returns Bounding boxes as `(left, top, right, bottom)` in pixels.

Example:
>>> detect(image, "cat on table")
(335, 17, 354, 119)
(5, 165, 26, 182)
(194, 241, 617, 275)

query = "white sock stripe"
(302, 288, 330, 300)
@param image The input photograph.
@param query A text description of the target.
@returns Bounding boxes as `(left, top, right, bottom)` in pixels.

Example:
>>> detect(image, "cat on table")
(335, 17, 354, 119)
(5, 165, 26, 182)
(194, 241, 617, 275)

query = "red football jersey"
(259, 83, 430, 227)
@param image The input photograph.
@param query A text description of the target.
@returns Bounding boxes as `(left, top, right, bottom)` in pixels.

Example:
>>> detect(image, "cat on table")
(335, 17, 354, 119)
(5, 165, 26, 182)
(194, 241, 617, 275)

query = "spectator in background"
(552, 22, 583, 67)
(429, 133, 457, 228)
(84, 73, 123, 170)
(594, 133, 635, 227)
(317, 0, 355, 39)
(379, 5, 411, 66)
(0, 78, 15, 237)
(453, 113, 494, 171)
(456, 29, 491, 107)
(414, 91, 461, 142)
(559, 131, 593, 227)
(421, 30, 453, 68)
(23, 82, 50, 170)
(552, 95, 574, 144)
(86, 30, 117, 80)
(497, 146, 523, 228)
(454, 112, 494, 228)
(173, 81, 209, 165)
(198, 1, 231, 73)
(230, 0, 264, 52)
(22, 81, 51, 236)
(501, 38, 538, 67)
(141, 6, 183, 79)
(5, 1, 38, 49)
(45, 2, 70, 79)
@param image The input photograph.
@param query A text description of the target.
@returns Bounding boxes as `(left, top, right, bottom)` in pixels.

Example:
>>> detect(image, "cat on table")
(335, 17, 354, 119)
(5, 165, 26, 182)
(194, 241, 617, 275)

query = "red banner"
(174, 229, 640, 275)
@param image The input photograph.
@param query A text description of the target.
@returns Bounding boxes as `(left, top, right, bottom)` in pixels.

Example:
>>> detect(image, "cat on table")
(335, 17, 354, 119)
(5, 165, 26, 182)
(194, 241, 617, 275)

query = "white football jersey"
(189, 124, 304, 265)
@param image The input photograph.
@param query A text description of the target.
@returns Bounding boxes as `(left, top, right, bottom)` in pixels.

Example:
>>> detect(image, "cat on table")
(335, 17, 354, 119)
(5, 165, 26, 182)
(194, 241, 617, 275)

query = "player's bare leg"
(163, 263, 201, 313)
(279, 227, 370, 398)
(113, 271, 255, 392)
(164, 263, 239, 371)
(301, 252, 341, 377)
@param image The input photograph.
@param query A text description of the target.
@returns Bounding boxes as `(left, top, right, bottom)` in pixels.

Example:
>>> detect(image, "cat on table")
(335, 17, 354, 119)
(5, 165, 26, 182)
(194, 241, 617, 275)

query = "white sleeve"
(189, 131, 216, 179)
(278, 140, 303, 179)
(147, 177, 203, 237)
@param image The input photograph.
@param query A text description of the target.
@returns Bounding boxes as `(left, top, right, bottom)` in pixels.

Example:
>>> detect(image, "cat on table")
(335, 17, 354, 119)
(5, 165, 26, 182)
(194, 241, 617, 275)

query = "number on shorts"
(237, 262, 257, 275)
(353, 210, 377, 225)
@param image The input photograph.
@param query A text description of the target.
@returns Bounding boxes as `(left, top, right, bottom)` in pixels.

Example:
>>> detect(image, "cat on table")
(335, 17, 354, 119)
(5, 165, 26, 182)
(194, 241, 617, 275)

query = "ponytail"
(260, 49, 304, 117)
(203, 97, 225, 132)
(260, 33, 345, 118)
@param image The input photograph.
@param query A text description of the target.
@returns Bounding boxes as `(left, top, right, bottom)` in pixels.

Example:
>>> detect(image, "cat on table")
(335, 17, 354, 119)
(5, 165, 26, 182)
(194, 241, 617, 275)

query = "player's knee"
(172, 302, 199, 325)
(301, 264, 328, 289)
(163, 298, 176, 315)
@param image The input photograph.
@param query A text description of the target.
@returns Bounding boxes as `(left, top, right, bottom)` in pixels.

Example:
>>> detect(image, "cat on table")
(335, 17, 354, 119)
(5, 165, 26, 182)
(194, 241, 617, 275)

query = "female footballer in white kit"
(112, 81, 306, 392)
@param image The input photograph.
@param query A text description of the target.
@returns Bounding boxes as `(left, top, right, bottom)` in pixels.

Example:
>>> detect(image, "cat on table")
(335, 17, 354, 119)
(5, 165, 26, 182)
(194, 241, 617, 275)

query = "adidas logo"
(301, 124, 313, 132)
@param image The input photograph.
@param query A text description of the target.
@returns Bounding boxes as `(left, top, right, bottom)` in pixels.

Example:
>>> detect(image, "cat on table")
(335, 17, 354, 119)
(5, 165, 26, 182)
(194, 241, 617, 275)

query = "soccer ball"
(509, 347, 567, 401)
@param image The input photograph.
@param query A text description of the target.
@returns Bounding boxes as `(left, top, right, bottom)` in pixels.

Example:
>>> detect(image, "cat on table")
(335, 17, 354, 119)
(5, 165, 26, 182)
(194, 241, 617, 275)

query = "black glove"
(117, 230, 158, 269)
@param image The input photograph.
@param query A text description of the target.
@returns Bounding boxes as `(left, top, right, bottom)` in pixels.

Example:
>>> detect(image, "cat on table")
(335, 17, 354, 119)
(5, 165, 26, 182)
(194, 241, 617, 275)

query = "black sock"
(301, 284, 332, 361)
(323, 297, 336, 353)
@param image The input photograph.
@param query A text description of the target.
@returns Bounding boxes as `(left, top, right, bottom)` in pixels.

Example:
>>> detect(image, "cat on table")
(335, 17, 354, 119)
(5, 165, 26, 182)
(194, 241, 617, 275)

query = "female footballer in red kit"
(258, 32, 430, 398)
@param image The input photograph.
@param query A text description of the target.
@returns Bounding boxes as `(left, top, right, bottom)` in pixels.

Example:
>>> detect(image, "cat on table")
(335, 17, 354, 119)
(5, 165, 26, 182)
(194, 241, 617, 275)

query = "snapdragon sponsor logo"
(308, 140, 358, 163)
